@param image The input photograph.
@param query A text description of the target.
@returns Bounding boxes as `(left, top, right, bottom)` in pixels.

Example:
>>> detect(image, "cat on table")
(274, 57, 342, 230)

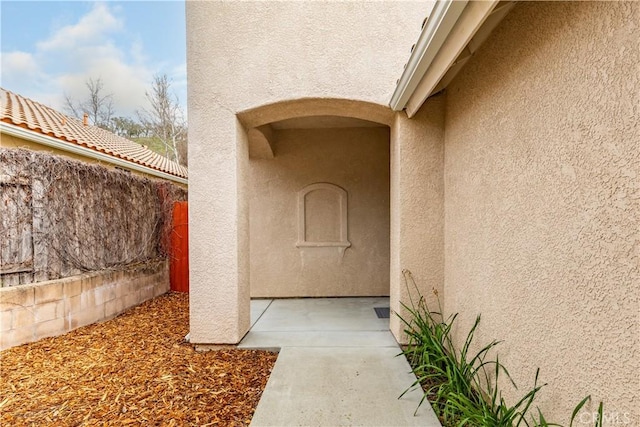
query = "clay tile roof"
(0, 87, 188, 180)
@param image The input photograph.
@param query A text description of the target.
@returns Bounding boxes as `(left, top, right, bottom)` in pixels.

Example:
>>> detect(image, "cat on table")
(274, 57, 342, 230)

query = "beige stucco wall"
(188, 109, 251, 344)
(249, 127, 389, 297)
(186, 1, 429, 113)
(186, 0, 430, 343)
(389, 96, 445, 342)
(443, 1, 639, 422)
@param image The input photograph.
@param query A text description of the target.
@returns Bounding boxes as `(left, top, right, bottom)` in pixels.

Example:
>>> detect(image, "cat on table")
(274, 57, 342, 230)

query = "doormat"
(374, 307, 390, 319)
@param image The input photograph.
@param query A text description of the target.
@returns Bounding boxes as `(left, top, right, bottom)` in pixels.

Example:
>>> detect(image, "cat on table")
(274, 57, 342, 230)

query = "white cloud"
(170, 62, 187, 85)
(36, 3, 122, 52)
(2, 2, 162, 118)
(0, 50, 57, 105)
(129, 38, 147, 65)
(168, 62, 188, 105)
(0, 51, 41, 88)
(57, 55, 152, 116)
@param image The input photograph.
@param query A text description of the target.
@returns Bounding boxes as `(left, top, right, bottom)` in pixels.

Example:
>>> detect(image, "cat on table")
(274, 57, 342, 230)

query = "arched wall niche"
(296, 182, 351, 249)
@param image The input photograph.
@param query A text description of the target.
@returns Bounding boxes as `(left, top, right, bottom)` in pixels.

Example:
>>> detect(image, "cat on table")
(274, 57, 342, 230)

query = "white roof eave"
(389, 0, 515, 118)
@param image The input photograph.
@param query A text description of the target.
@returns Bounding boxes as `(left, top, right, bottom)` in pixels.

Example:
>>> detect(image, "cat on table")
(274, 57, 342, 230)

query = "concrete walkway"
(240, 298, 442, 427)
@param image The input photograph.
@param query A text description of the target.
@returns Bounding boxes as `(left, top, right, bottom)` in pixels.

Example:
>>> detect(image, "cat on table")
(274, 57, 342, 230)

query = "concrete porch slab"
(239, 330, 398, 348)
(250, 298, 272, 328)
(249, 297, 391, 332)
(250, 347, 439, 427)
(242, 298, 442, 427)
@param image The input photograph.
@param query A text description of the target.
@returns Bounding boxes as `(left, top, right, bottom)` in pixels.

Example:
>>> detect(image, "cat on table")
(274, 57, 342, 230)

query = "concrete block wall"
(0, 260, 169, 350)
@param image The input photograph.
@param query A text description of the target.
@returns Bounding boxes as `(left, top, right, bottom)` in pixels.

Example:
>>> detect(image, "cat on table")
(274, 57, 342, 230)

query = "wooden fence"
(0, 148, 187, 287)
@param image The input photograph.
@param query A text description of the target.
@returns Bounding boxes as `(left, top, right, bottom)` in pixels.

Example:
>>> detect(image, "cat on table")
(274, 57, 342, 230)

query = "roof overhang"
(1, 122, 188, 185)
(389, 0, 516, 118)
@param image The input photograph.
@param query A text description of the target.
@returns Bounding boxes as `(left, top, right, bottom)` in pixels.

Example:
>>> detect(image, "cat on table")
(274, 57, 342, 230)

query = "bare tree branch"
(64, 94, 81, 118)
(137, 74, 187, 165)
(63, 77, 115, 130)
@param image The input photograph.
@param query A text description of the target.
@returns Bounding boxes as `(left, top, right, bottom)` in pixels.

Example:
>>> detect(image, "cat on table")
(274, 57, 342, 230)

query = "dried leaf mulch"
(0, 292, 278, 426)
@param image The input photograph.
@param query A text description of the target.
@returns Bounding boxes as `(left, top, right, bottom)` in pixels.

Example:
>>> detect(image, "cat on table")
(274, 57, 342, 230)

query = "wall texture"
(186, 1, 429, 113)
(389, 96, 445, 342)
(249, 127, 390, 297)
(0, 260, 169, 350)
(187, 110, 251, 344)
(443, 1, 639, 422)
(186, 0, 430, 343)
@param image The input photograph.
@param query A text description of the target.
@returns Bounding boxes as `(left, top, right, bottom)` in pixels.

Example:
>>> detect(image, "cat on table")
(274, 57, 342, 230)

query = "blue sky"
(0, 1, 186, 118)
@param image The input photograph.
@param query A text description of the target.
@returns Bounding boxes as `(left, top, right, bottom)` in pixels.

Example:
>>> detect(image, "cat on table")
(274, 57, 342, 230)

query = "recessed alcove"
(247, 114, 390, 298)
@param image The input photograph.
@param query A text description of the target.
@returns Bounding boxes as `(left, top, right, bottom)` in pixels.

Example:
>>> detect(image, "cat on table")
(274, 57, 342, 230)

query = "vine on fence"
(0, 148, 187, 286)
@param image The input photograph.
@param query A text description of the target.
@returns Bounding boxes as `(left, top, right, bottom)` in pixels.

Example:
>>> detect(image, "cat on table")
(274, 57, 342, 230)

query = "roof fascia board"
(389, 0, 468, 112)
(430, 1, 516, 96)
(405, 0, 499, 118)
(1, 122, 188, 185)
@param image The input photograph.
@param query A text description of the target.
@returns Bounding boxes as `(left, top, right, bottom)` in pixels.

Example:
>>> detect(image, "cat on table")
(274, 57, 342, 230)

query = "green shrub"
(397, 269, 603, 427)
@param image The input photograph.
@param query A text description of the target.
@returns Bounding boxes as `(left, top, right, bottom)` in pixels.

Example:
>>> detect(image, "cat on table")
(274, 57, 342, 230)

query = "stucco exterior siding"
(186, 1, 431, 343)
(186, 0, 637, 419)
(249, 127, 390, 297)
(187, 108, 251, 344)
(186, 1, 429, 112)
(389, 96, 445, 341)
(443, 1, 639, 422)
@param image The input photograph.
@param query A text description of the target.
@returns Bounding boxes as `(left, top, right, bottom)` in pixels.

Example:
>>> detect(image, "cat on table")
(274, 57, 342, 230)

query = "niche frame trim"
(296, 182, 351, 249)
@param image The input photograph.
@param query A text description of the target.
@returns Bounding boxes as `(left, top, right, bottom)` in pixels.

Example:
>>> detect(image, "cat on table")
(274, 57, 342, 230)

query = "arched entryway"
(242, 100, 391, 298)
(188, 96, 445, 346)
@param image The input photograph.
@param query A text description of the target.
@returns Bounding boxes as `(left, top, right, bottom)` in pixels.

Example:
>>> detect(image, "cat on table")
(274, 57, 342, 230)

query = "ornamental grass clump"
(397, 269, 603, 427)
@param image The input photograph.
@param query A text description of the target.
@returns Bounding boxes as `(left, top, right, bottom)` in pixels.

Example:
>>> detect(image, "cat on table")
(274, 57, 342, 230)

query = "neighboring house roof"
(0, 88, 188, 182)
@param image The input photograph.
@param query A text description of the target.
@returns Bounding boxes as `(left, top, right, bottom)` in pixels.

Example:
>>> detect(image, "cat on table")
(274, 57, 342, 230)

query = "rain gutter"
(389, 0, 506, 118)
